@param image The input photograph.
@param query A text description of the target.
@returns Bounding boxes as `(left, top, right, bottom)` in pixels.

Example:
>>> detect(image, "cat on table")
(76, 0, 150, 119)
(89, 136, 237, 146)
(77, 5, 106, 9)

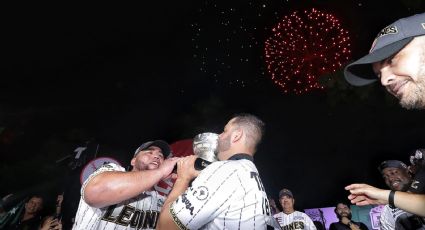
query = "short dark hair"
(334, 202, 352, 220)
(26, 194, 44, 203)
(231, 113, 265, 151)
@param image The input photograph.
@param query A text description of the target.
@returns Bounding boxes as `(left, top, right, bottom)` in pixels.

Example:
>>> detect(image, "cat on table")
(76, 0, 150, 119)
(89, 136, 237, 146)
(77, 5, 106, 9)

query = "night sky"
(2, 1, 425, 211)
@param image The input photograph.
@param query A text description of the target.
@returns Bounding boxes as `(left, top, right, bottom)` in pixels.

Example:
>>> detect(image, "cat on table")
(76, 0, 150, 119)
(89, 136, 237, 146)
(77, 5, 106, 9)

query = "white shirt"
(72, 163, 165, 230)
(273, 211, 317, 230)
(170, 155, 272, 229)
(379, 204, 425, 230)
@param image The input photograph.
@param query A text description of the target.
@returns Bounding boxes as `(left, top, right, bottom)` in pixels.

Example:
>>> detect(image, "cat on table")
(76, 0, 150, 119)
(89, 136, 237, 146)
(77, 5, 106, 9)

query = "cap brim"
(344, 38, 413, 86)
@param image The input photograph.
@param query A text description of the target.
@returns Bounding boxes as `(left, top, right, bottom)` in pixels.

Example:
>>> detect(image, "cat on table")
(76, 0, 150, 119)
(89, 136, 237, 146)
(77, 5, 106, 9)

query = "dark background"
(1, 0, 425, 212)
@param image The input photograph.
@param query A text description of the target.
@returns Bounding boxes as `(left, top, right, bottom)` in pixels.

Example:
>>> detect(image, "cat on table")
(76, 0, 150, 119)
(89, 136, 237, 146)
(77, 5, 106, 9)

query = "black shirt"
(329, 221, 369, 230)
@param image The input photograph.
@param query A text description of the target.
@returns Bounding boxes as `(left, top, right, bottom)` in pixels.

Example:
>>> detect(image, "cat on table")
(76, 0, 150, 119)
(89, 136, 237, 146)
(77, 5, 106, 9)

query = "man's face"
(382, 167, 411, 191)
(217, 119, 235, 160)
(372, 37, 425, 109)
(335, 203, 351, 218)
(131, 146, 164, 171)
(25, 197, 43, 214)
(279, 195, 294, 210)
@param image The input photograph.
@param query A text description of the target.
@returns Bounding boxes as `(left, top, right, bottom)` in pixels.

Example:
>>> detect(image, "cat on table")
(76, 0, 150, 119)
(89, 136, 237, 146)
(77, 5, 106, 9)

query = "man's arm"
(346, 183, 425, 217)
(157, 155, 199, 230)
(84, 157, 178, 208)
(304, 214, 317, 230)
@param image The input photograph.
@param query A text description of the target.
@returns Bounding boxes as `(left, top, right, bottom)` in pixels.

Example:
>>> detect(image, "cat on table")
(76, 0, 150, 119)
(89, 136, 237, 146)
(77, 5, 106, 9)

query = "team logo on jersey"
(101, 204, 160, 229)
(283, 221, 304, 230)
(193, 186, 209, 201)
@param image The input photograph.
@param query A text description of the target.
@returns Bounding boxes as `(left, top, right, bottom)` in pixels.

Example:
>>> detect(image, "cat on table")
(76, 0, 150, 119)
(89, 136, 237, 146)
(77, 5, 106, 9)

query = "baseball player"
(273, 188, 317, 230)
(157, 113, 274, 229)
(378, 160, 425, 230)
(72, 140, 179, 230)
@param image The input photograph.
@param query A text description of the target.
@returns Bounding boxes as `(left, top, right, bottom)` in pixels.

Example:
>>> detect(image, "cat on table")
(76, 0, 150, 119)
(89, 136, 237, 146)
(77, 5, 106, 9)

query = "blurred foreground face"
(372, 37, 425, 109)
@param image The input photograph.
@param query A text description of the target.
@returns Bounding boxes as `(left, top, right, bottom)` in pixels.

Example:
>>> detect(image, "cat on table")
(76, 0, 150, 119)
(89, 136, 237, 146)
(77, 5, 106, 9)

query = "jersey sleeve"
(169, 161, 246, 229)
(80, 163, 124, 201)
(303, 213, 317, 230)
(379, 205, 395, 230)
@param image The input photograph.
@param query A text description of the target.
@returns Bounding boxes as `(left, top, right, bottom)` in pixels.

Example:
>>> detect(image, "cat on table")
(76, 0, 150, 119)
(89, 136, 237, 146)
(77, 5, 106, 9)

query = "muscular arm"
(157, 156, 199, 230)
(84, 158, 178, 208)
(346, 183, 425, 217)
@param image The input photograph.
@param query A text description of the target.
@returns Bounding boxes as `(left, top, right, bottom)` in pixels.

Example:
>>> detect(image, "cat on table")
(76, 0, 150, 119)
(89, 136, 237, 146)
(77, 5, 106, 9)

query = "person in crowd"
(377, 160, 419, 229)
(273, 188, 317, 230)
(344, 13, 425, 110)
(157, 113, 274, 229)
(40, 194, 63, 230)
(329, 202, 368, 230)
(350, 160, 425, 229)
(269, 196, 280, 216)
(3, 195, 44, 230)
(72, 140, 179, 230)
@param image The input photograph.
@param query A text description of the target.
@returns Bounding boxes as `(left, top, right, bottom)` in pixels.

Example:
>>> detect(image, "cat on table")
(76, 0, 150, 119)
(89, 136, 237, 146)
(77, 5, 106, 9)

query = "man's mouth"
(150, 161, 159, 167)
(391, 181, 400, 188)
(390, 80, 408, 98)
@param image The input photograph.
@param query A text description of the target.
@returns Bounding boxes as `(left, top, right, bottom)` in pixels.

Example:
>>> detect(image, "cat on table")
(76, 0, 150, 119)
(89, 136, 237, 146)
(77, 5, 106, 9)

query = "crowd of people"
(1, 11, 425, 230)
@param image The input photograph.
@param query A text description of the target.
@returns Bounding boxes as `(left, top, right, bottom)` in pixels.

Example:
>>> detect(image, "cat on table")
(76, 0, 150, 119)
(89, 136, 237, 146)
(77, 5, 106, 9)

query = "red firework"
(264, 8, 351, 94)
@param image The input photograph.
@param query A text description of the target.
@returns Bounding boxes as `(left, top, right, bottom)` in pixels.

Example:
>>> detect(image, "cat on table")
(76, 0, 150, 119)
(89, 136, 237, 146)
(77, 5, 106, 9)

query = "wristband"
(388, 190, 396, 209)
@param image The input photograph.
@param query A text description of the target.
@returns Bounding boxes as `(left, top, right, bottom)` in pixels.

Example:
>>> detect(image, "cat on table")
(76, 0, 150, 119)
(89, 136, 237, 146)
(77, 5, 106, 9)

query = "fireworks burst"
(264, 8, 351, 94)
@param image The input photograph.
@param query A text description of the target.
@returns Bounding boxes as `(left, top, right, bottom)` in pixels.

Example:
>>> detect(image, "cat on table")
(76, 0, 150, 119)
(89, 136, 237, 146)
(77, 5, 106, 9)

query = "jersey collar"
(228, 153, 254, 162)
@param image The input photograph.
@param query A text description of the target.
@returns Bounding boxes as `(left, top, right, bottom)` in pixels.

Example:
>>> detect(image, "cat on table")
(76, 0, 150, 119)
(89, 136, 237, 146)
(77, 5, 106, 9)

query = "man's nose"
(380, 68, 395, 86)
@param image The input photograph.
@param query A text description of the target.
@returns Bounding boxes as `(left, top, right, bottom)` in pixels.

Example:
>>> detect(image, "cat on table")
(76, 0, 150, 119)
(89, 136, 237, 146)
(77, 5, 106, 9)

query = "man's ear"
(231, 128, 243, 143)
(130, 157, 136, 167)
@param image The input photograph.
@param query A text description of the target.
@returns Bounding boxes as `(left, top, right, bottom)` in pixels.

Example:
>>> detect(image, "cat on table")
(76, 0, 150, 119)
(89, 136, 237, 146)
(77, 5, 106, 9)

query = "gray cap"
(134, 140, 171, 157)
(344, 13, 425, 86)
(279, 188, 293, 199)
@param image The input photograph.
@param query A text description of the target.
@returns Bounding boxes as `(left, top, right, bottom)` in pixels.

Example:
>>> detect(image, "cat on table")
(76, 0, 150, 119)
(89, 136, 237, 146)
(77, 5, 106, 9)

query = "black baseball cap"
(378, 160, 408, 174)
(134, 140, 171, 158)
(344, 13, 425, 86)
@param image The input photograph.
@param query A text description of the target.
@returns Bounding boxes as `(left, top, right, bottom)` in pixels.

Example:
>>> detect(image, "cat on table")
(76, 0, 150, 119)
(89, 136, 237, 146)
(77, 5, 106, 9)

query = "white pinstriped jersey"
(170, 154, 272, 230)
(72, 163, 165, 230)
(273, 211, 317, 230)
(379, 204, 425, 230)
(379, 205, 399, 230)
